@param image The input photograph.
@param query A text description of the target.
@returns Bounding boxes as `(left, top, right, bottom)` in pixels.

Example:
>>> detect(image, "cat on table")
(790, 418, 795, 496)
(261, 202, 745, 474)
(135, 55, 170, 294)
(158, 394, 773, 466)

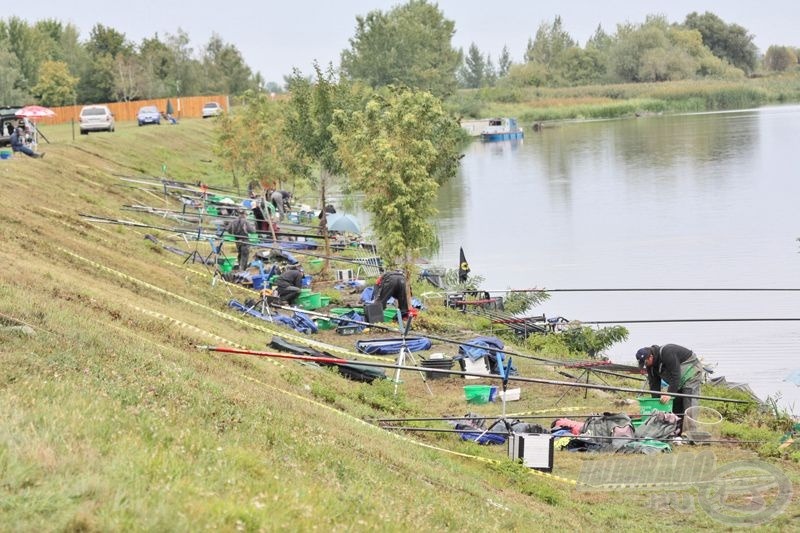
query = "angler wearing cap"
(635, 344, 706, 420)
(276, 264, 304, 305)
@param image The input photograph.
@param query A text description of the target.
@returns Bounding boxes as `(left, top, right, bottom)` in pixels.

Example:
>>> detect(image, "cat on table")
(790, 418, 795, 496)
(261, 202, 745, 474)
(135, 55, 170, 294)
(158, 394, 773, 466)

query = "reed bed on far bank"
(449, 73, 800, 124)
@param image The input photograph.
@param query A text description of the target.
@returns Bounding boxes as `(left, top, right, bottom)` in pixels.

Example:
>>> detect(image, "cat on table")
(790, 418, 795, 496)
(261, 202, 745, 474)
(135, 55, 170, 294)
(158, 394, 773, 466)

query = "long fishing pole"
(378, 426, 765, 444)
(199, 345, 751, 404)
(121, 207, 332, 241)
(115, 174, 239, 195)
(269, 302, 567, 366)
(455, 287, 800, 294)
(80, 214, 377, 267)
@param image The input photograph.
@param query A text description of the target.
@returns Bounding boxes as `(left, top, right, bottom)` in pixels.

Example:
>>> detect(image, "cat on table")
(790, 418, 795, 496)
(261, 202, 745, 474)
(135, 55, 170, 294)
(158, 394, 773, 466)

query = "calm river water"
(430, 105, 800, 411)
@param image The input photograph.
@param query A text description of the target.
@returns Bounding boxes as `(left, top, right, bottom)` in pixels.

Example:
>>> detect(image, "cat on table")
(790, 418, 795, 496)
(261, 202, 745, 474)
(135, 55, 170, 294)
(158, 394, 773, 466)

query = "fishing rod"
(80, 213, 381, 268)
(378, 426, 765, 444)
(581, 318, 800, 324)
(269, 302, 566, 366)
(114, 173, 240, 195)
(121, 207, 333, 241)
(377, 414, 632, 423)
(198, 345, 751, 404)
(454, 287, 800, 293)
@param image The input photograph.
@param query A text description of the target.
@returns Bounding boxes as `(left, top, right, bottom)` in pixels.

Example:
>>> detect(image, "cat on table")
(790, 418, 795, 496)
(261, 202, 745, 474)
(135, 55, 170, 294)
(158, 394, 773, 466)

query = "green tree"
(684, 11, 758, 74)
(202, 34, 254, 95)
(331, 86, 462, 272)
(0, 43, 27, 104)
(459, 43, 487, 88)
(497, 45, 512, 77)
(524, 16, 575, 67)
(286, 64, 360, 271)
(78, 24, 132, 103)
(32, 60, 77, 105)
(340, 0, 461, 97)
(764, 45, 798, 72)
(0, 17, 49, 93)
(215, 90, 307, 196)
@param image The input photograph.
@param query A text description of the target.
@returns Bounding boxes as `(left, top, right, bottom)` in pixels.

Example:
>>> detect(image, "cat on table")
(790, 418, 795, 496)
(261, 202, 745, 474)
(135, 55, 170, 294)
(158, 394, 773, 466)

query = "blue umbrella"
(326, 213, 361, 234)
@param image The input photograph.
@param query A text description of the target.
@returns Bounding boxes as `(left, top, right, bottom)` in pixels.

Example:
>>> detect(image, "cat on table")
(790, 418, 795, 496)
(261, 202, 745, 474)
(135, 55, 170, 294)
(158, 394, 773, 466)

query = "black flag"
(458, 247, 470, 283)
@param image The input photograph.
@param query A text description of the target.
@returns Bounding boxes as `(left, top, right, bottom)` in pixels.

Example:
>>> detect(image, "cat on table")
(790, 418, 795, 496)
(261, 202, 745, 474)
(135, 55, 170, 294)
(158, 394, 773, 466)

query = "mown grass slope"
(1, 118, 797, 531)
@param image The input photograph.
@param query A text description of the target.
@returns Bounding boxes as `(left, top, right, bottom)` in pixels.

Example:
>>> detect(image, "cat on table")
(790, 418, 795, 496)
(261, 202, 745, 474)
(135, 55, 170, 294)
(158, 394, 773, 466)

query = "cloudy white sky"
(5, 1, 799, 83)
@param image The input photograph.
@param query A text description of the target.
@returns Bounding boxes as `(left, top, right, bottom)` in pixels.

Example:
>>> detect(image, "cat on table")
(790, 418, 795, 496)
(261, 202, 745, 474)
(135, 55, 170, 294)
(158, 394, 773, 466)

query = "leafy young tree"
(32, 60, 77, 105)
(340, 0, 461, 97)
(331, 86, 462, 272)
(215, 90, 307, 192)
(285, 63, 360, 270)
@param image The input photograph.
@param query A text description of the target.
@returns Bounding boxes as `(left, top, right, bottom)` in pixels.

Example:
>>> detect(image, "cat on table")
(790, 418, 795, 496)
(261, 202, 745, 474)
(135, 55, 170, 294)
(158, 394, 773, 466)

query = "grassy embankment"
(449, 73, 800, 125)
(1, 118, 798, 531)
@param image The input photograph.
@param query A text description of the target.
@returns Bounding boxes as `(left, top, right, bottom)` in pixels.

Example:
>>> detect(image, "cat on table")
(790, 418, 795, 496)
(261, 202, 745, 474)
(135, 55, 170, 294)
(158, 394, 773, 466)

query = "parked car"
(137, 105, 161, 126)
(79, 105, 115, 134)
(0, 106, 30, 147)
(202, 102, 223, 118)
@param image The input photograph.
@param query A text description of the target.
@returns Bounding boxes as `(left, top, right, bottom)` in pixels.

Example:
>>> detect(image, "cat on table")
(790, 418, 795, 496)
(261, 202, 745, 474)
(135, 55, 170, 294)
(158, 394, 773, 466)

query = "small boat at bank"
(480, 117, 524, 142)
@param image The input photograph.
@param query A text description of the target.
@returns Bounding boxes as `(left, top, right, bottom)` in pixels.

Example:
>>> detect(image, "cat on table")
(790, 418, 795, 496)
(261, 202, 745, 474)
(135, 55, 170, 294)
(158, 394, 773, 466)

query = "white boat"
(480, 117, 524, 141)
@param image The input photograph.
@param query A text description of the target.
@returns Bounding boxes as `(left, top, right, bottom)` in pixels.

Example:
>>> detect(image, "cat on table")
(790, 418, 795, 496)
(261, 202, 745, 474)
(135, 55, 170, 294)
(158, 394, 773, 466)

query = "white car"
(79, 105, 115, 134)
(202, 102, 223, 118)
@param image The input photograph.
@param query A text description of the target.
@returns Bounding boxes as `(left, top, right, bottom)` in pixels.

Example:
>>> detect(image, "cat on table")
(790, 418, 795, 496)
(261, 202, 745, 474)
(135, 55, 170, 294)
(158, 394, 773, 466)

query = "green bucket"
(298, 292, 322, 310)
(218, 257, 235, 273)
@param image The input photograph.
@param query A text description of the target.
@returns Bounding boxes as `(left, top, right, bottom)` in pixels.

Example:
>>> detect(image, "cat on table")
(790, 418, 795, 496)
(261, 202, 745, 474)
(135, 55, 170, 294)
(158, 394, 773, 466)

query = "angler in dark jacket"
(221, 210, 255, 271)
(276, 265, 304, 305)
(635, 344, 705, 419)
(375, 270, 411, 318)
(10, 127, 44, 158)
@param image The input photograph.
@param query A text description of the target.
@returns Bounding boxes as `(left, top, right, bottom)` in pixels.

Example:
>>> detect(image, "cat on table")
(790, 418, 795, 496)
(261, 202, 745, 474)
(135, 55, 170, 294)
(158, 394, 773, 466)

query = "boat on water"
(480, 117, 524, 142)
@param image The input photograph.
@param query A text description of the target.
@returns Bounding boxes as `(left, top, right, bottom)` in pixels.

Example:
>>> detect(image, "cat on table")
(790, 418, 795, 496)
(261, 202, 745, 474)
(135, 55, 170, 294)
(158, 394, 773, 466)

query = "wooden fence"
(31, 94, 230, 125)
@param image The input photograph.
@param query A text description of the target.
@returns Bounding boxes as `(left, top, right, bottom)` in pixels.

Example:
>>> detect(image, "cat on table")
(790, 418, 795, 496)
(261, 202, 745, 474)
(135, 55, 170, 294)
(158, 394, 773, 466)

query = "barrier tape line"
(237, 372, 578, 486)
(56, 246, 365, 360)
(58, 247, 580, 486)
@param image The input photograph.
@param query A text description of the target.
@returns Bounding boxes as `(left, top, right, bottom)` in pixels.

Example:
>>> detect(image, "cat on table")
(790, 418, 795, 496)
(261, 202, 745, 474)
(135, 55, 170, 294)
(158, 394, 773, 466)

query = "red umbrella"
(15, 105, 56, 119)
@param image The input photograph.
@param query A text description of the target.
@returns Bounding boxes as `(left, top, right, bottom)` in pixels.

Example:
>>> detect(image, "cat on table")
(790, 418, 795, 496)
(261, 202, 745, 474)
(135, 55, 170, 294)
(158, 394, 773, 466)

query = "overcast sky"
(5, 1, 799, 84)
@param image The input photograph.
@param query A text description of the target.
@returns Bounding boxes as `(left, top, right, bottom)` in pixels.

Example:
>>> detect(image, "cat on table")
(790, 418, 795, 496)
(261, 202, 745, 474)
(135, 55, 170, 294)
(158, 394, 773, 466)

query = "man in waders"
(221, 209, 255, 272)
(636, 344, 705, 430)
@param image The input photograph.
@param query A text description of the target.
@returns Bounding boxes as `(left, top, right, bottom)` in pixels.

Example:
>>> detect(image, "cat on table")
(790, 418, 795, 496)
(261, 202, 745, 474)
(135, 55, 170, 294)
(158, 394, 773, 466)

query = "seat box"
(364, 301, 385, 324)
(508, 433, 553, 471)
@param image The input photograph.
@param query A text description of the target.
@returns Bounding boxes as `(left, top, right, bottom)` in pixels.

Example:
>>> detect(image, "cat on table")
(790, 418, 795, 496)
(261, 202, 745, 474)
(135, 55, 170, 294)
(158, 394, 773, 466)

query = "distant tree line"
(3, 3, 799, 108)
(0, 17, 267, 106)
(457, 12, 798, 90)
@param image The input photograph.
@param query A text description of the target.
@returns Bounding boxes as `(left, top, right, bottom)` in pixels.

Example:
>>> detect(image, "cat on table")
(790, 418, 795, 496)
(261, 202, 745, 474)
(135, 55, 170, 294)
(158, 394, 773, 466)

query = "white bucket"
(682, 406, 723, 443)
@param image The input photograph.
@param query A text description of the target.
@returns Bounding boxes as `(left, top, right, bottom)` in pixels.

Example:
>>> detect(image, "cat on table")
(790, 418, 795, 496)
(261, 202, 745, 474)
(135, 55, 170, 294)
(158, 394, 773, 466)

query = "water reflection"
(431, 106, 799, 409)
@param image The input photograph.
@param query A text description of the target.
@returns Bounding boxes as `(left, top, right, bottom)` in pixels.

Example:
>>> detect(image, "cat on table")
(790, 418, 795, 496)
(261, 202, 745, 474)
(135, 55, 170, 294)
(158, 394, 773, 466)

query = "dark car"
(0, 107, 32, 147)
(137, 105, 161, 126)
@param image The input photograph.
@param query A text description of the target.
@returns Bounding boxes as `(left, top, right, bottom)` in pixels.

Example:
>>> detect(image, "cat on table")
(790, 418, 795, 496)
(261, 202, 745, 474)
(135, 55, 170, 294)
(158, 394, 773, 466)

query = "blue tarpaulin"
(355, 337, 433, 355)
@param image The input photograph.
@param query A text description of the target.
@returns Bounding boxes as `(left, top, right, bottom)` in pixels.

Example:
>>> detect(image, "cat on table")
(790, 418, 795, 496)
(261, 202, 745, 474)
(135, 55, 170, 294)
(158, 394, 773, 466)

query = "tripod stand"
(183, 186, 209, 266)
(392, 310, 433, 397)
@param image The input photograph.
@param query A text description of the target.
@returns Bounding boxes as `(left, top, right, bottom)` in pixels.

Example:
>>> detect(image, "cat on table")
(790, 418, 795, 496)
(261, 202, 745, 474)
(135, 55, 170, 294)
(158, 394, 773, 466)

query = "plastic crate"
(637, 397, 673, 415)
(464, 385, 492, 404)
